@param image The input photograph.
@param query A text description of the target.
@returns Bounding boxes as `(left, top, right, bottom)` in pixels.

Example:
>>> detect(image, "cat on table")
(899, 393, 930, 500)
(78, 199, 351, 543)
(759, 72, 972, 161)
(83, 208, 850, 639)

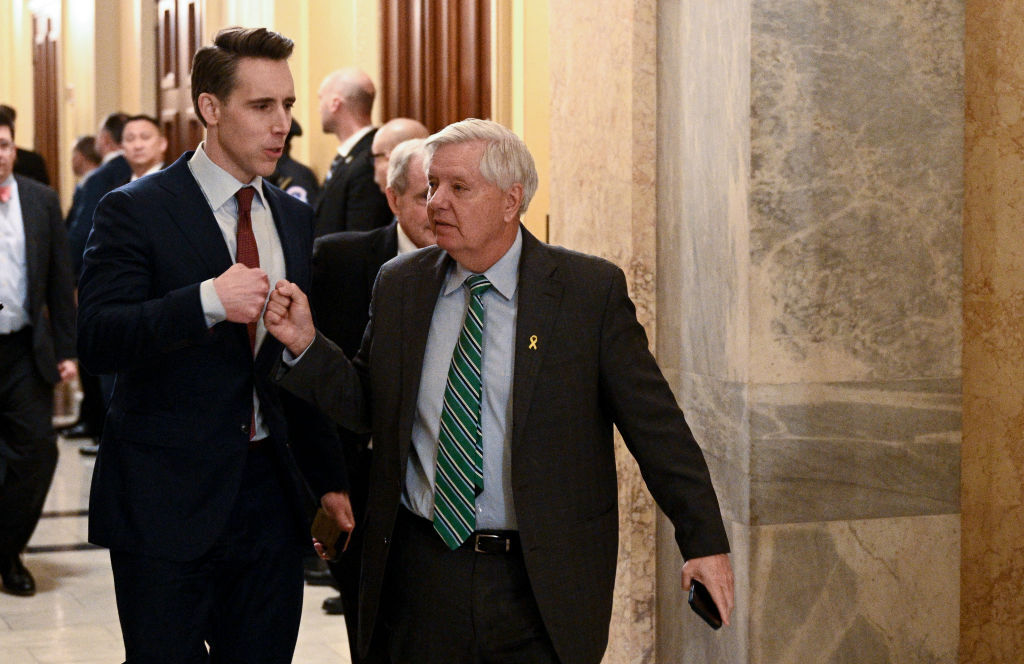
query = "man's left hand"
(682, 553, 735, 626)
(313, 491, 355, 559)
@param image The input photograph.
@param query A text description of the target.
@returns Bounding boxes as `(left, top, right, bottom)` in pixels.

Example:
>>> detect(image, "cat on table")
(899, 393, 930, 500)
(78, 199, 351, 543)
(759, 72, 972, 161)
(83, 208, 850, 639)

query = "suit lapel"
(397, 250, 450, 470)
(158, 154, 234, 277)
(512, 229, 562, 442)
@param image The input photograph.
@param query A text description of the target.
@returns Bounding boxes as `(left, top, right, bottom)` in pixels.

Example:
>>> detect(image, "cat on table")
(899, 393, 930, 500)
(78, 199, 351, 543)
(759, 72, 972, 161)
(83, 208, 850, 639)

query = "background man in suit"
(369, 117, 430, 193)
(0, 113, 77, 597)
(0, 104, 50, 185)
(62, 113, 131, 454)
(69, 135, 101, 195)
(121, 115, 167, 180)
(67, 112, 131, 278)
(310, 137, 434, 659)
(313, 67, 392, 237)
(77, 27, 353, 662)
(265, 118, 735, 664)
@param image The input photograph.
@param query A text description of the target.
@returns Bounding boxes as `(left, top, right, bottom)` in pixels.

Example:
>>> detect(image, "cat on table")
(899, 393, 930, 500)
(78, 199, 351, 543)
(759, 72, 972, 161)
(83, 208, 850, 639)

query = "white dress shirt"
(189, 143, 286, 440)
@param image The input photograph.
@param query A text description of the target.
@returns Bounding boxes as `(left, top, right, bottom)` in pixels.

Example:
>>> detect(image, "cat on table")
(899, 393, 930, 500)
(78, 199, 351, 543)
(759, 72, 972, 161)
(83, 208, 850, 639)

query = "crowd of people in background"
(0, 25, 732, 664)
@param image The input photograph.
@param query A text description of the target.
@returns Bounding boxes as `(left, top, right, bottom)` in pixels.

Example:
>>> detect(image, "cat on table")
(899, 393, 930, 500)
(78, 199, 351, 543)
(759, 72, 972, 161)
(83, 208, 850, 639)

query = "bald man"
(369, 117, 430, 193)
(314, 68, 392, 237)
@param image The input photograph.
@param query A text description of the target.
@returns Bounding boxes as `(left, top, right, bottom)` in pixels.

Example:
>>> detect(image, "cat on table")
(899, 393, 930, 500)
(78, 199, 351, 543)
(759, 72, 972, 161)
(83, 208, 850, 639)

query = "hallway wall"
(656, 1, 963, 662)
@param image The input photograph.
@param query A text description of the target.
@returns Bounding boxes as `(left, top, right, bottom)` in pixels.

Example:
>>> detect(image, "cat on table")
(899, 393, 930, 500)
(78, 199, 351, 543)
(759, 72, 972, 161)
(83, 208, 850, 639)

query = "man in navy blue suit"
(77, 27, 353, 663)
(66, 112, 130, 278)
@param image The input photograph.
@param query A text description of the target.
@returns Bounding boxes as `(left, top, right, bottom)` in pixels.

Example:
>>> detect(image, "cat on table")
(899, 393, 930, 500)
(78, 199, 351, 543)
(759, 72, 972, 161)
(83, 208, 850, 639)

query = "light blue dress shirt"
(403, 228, 522, 530)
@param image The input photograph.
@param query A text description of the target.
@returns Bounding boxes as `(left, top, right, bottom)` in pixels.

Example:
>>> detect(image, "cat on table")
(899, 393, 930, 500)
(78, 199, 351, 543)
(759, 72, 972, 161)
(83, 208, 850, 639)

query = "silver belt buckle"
(474, 533, 509, 553)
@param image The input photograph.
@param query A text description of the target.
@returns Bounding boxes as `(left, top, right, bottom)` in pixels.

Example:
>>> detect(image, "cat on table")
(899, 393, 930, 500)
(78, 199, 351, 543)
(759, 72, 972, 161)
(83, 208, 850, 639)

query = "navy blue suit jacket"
(67, 154, 131, 276)
(77, 152, 347, 561)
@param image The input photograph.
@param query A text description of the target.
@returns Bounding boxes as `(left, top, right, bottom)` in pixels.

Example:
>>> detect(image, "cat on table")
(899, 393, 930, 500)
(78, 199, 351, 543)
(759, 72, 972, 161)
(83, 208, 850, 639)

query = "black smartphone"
(688, 580, 722, 630)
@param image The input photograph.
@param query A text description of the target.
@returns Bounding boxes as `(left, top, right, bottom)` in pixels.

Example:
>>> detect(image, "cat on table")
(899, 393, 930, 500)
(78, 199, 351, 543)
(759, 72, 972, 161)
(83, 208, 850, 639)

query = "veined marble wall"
(658, 1, 963, 662)
(963, 3, 1024, 660)
(549, 1, 660, 662)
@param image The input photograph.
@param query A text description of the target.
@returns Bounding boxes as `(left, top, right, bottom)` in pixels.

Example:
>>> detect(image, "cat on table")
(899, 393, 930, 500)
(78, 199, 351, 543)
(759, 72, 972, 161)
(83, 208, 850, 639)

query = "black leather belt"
(471, 531, 519, 554)
(399, 506, 519, 554)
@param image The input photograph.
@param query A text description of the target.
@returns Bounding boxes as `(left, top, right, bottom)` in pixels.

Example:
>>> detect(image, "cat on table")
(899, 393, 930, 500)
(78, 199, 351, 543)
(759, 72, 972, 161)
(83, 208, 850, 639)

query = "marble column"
(549, 0, 659, 661)
(963, 2, 1024, 660)
(656, 1, 963, 663)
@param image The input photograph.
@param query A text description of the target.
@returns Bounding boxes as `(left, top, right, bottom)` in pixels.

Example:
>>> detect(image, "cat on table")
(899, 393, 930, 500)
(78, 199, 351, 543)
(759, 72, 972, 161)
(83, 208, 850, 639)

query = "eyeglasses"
(371, 152, 388, 162)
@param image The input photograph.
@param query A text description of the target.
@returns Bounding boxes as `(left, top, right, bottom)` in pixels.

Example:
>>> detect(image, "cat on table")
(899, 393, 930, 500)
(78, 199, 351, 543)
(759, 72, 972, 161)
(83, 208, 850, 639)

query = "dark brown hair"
(191, 27, 294, 127)
(73, 135, 101, 165)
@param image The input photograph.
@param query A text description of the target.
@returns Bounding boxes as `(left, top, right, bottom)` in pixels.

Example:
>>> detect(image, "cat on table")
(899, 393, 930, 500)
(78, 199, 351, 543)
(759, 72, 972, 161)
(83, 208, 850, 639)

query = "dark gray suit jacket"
(278, 227, 730, 664)
(13, 175, 76, 382)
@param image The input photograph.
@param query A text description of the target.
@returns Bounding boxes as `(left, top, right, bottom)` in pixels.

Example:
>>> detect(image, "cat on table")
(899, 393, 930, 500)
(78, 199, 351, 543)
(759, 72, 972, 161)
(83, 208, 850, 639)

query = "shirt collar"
(445, 227, 522, 301)
(188, 142, 269, 211)
(101, 150, 123, 164)
(396, 219, 418, 255)
(130, 163, 164, 182)
(338, 125, 375, 158)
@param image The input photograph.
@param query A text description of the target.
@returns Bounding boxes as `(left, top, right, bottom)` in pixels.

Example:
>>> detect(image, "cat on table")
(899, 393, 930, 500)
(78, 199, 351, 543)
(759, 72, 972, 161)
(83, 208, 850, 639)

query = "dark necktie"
(235, 186, 259, 441)
(433, 274, 492, 549)
(325, 154, 344, 182)
(235, 186, 259, 352)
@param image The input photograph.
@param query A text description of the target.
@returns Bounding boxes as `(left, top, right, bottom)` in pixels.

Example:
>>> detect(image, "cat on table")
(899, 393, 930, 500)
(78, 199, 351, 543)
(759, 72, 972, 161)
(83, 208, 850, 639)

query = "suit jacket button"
(241, 423, 250, 435)
(383, 536, 390, 545)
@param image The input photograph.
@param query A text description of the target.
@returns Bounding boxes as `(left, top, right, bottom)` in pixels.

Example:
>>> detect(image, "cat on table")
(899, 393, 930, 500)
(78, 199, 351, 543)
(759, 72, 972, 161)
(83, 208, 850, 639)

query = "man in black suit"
(65, 135, 101, 228)
(61, 113, 131, 451)
(313, 68, 392, 237)
(67, 112, 131, 278)
(0, 105, 50, 185)
(310, 135, 434, 659)
(0, 112, 77, 597)
(266, 119, 734, 664)
(77, 27, 353, 662)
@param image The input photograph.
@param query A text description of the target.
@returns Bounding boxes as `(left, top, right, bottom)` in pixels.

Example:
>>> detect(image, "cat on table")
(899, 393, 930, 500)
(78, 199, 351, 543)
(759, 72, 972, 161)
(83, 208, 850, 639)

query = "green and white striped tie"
(433, 274, 492, 549)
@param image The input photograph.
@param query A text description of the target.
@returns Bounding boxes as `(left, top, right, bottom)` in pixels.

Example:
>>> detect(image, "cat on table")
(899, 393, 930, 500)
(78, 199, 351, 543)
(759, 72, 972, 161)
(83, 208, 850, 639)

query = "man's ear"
(385, 186, 400, 216)
(503, 182, 524, 223)
(197, 92, 220, 127)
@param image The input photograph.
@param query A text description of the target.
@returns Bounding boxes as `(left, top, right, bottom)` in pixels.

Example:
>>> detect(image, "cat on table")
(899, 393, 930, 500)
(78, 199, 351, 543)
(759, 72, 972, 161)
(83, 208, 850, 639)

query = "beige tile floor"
(0, 435, 353, 663)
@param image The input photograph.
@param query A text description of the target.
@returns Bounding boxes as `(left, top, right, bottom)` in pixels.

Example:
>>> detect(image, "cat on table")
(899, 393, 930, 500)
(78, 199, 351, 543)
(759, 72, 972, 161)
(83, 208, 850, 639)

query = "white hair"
(423, 118, 538, 215)
(386, 138, 426, 194)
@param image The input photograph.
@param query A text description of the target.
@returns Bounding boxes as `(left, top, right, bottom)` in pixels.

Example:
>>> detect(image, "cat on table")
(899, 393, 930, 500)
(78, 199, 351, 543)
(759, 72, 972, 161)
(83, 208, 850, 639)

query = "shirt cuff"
(282, 337, 314, 366)
(199, 278, 227, 328)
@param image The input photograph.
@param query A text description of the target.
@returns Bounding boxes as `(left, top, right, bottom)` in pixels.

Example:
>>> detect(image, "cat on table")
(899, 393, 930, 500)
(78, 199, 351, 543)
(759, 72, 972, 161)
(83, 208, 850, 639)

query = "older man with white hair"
(266, 118, 734, 664)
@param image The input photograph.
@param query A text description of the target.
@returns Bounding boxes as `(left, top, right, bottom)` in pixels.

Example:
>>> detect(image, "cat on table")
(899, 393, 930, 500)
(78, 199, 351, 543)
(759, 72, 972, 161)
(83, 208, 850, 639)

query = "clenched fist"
(264, 280, 316, 356)
(214, 263, 270, 323)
